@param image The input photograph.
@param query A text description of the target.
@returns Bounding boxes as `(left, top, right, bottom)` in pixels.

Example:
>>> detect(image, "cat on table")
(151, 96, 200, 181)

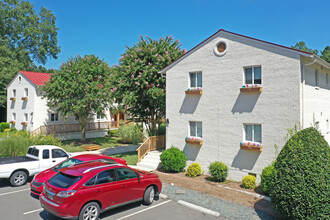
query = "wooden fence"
(136, 135, 166, 162)
(32, 121, 118, 136)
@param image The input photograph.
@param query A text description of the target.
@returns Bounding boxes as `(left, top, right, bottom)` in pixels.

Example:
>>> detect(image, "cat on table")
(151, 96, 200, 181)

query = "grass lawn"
(109, 151, 138, 165)
(61, 136, 123, 152)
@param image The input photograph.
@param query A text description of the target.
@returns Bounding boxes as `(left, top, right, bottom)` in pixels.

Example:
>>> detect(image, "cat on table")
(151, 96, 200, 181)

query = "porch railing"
(136, 135, 166, 162)
(32, 121, 119, 136)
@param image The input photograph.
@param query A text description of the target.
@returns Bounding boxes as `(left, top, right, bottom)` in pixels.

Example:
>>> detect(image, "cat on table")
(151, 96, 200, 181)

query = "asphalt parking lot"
(0, 179, 222, 220)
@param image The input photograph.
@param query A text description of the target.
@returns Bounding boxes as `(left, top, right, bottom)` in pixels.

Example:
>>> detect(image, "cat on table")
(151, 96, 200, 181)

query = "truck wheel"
(9, 171, 27, 187)
(143, 186, 155, 205)
(79, 202, 100, 220)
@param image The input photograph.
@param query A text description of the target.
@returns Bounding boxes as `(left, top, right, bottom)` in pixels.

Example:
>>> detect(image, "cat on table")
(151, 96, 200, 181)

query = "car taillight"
(57, 190, 76, 198)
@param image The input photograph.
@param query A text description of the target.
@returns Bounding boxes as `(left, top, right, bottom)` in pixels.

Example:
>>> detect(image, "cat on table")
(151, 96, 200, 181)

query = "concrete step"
(136, 162, 160, 170)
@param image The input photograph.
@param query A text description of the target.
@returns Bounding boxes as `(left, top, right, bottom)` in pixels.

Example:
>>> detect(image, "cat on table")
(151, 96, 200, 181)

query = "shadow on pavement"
(254, 199, 283, 220)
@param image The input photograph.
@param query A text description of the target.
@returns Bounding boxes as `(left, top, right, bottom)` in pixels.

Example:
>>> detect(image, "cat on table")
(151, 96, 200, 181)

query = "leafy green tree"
(320, 46, 330, 63)
(291, 41, 319, 55)
(0, 0, 60, 121)
(42, 55, 112, 141)
(111, 36, 185, 136)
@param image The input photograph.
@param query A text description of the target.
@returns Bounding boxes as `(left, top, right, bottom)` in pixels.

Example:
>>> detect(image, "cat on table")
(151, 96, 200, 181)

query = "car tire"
(9, 171, 27, 187)
(143, 186, 155, 205)
(79, 202, 100, 220)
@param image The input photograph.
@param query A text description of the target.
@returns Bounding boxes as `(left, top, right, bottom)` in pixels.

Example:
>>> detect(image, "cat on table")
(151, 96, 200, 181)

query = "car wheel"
(143, 186, 155, 205)
(79, 202, 100, 220)
(9, 171, 27, 187)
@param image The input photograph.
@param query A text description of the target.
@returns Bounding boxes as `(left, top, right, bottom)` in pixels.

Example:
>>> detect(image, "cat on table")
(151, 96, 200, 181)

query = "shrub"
(158, 123, 166, 135)
(117, 124, 143, 145)
(30, 134, 62, 146)
(108, 129, 118, 137)
(242, 175, 257, 189)
(10, 128, 17, 132)
(260, 164, 275, 194)
(270, 127, 330, 219)
(0, 135, 32, 157)
(208, 161, 228, 182)
(0, 122, 10, 132)
(186, 163, 203, 177)
(160, 147, 187, 172)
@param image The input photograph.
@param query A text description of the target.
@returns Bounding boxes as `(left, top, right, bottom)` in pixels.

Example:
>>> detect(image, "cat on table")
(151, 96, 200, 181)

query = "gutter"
(301, 57, 317, 128)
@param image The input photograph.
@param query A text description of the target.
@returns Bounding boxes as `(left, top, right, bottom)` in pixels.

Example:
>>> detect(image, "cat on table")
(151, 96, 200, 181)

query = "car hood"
(34, 168, 57, 183)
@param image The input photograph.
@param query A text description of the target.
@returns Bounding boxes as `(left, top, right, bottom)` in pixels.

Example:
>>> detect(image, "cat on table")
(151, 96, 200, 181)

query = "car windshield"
(52, 158, 84, 172)
(49, 173, 82, 188)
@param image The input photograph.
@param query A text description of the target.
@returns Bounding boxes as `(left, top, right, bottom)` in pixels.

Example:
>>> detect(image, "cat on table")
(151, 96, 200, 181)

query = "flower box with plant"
(21, 97, 28, 101)
(10, 120, 16, 125)
(240, 141, 263, 151)
(185, 136, 203, 145)
(240, 84, 262, 93)
(21, 121, 28, 126)
(185, 87, 203, 95)
(10, 97, 16, 101)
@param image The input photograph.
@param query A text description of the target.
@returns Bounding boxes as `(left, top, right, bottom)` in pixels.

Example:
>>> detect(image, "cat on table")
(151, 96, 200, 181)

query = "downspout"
(302, 57, 316, 128)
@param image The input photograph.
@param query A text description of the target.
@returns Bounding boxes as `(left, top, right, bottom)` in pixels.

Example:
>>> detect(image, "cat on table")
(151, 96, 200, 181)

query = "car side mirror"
(138, 173, 141, 183)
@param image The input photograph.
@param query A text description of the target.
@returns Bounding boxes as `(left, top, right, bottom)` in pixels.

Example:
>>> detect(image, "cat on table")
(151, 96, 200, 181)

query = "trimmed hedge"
(208, 161, 228, 182)
(160, 147, 187, 172)
(186, 163, 203, 177)
(270, 127, 330, 219)
(260, 164, 275, 194)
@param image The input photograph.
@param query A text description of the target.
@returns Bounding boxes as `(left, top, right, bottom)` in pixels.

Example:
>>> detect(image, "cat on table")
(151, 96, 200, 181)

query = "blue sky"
(30, 0, 330, 69)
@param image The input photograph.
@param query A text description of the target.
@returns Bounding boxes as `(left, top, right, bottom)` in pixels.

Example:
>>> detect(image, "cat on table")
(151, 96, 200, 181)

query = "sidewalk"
(69, 144, 139, 156)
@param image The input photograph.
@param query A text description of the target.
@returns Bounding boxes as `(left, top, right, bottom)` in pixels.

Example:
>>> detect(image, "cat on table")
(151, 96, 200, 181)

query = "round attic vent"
(214, 40, 228, 56)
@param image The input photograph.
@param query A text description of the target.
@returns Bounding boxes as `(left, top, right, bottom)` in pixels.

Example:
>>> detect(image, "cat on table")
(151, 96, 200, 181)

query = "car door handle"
(94, 189, 102, 193)
(122, 184, 126, 188)
(52, 160, 56, 162)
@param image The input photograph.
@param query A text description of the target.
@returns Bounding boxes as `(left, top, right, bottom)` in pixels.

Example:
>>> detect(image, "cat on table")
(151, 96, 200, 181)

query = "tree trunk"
(79, 118, 88, 142)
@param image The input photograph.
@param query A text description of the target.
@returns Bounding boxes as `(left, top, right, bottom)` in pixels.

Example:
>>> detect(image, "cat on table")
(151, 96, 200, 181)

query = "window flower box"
(21, 122, 28, 126)
(185, 88, 203, 95)
(240, 84, 262, 93)
(240, 142, 263, 152)
(10, 97, 16, 101)
(185, 136, 203, 146)
(10, 120, 16, 125)
(21, 97, 28, 101)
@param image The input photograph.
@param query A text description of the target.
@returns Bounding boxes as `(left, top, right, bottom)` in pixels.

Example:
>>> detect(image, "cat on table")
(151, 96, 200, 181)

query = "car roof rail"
(83, 164, 121, 174)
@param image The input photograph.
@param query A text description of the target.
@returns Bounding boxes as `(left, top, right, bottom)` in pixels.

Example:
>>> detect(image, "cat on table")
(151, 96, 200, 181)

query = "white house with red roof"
(160, 29, 330, 181)
(6, 71, 122, 139)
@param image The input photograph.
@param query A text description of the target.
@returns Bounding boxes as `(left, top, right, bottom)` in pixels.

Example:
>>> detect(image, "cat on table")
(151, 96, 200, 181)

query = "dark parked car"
(40, 160, 162, 220)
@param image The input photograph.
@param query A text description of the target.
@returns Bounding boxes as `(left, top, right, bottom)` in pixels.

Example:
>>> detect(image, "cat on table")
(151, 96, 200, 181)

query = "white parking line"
(0, 188, 30, 196)
(116, 200, 172, 220)
(23, 208, 43, 215)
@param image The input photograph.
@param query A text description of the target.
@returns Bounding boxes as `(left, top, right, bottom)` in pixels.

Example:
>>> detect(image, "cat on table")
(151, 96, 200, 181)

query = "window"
(13, 89, 16, 97)
(52, 158, 83, 172)
(27, 148, 39, 157)
(74, 116, 79, 121)
(189, 72, 202, 88)
(49, 173, 82, 189)
(85, 176, 96, 186)
(97, 114, 103, 119)
(244, 67, 261, 85)
(315, 121, 319, 130)
(24, 113, 28, 122)
(18, 76, 22, 83)
(24, 88, 28, 96)
(189, 121, 202, 138)
(12, 113, 16, 120)
(95, 170, 116, 184)
(116, 168, 138, 181)
(315, 69, 319, 87)
(51, 113, 59, 122)
(43, 150, 50, 159)
(52, 149, 68, 158)
(244, 124, 262, 143)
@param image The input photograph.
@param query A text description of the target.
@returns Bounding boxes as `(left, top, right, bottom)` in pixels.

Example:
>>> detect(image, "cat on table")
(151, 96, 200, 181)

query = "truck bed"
(0, 156, 37, 165)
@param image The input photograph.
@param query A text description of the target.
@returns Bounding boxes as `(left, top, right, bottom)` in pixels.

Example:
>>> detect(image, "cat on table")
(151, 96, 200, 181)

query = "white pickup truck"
(0, 145, 70, 186)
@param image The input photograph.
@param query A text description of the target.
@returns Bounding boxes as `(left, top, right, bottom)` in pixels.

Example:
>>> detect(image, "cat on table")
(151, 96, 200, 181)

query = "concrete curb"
(177, 200, 221, 217)
(216, 185, 271, 202)
(159, 193, 168, 199)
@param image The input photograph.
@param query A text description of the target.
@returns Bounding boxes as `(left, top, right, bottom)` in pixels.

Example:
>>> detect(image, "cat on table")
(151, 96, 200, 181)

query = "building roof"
(160, 29, 330, 73)
(20, 71, 51, 86)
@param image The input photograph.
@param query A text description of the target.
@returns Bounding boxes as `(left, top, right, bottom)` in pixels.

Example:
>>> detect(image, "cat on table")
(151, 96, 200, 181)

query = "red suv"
(31, 154, 127, 196)
(40, 160, 162, 220)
